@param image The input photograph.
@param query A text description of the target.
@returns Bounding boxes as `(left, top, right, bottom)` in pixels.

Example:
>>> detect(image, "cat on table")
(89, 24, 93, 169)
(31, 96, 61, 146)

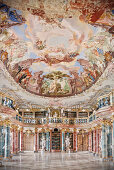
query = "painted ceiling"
(0, 0, 114, 106)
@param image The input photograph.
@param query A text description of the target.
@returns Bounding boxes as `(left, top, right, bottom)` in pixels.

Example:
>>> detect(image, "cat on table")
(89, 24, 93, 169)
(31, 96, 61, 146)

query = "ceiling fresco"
(0, 0, 113, 98)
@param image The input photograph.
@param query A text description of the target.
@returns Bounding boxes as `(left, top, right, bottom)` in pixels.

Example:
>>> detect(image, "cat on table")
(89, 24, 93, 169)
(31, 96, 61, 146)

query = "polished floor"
(0, 151, 114, 170)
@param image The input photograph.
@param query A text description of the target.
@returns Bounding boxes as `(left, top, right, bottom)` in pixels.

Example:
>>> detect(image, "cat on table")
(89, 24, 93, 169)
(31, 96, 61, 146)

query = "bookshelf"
(78, 112, 88, 118)
(24, 112, 33, 118)
(35, 111, 47, 118)
(64, 111, 77, 118)
(52, 131, 60, 151)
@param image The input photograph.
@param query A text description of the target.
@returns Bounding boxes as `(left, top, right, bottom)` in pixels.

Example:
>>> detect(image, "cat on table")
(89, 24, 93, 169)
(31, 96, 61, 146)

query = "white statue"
(54, 112, 57, 117)
(41, 135, 46, 151)
(3, 97, 7, 106)
(65, 135, 70, 152)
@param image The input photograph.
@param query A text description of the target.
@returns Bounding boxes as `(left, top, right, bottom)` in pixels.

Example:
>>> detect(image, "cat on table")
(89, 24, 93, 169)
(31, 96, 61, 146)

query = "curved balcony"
(14, 116, 88, 125)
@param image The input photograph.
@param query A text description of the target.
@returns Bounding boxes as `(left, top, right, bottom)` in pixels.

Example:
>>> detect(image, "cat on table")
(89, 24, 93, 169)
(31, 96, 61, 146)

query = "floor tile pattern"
(0, 151, 114, 170)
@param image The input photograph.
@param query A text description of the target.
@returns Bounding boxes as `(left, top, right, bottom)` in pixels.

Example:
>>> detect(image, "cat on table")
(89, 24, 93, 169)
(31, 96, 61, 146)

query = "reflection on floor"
(1, 151, 114, 170)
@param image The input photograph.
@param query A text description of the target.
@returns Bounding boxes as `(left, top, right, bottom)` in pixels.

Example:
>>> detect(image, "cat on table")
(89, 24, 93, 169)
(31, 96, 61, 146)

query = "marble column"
(50, 130, 52, 152)
(18, 131, 20, 153)
(62, 130, 65, 152)
(107, 123, 112, 159)
(0, 123, 4, 159)
(37, 132, 39, 151)
(12, 128, 15, 154)
(112, 117, 114, 161)
(15, 128, 18, 154)
(4, 123, 10, 159)
(88, 129, 92, 152)
(34, 128, 38, 152)
(0, 125, 2, 158)
(96, 128, 99, 155)
(20, 127, 24, 152)
(93, 128, 97, 154)
(46, 131, 50, 151)
(98, 128, 102, 156)
(101, 122, 107, 161)
(73, 129, 76, 152)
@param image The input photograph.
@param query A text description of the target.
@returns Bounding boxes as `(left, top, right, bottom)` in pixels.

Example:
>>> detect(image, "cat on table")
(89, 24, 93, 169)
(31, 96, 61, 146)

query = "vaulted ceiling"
(0, 0, 113, 108)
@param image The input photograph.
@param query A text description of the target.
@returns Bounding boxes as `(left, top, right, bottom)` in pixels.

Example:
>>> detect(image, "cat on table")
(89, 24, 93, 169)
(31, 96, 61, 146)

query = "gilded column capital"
(88, 128, 92, 132)
(111, 115, 114, 121)
(35, 128, 38, 133)
(61, 128, 66, 132)
(102, 119, 111, 126)
(92, 126, 97, 130)
(19, 127, 23, 132)
(73, 129, 77, 132)
(3, 119, 11, 126)
(96, 125, 102, 130)
(64, 128, 70, 133)
(0, 120, 3, 126)
(10, 124, 15, 131)
(15, 126, 19, 132)
(39, 128, 45, 133)
(45, 128, 50, 132)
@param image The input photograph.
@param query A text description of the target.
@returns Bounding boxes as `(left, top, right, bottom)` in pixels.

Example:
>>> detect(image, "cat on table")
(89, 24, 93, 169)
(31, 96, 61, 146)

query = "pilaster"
(0, 121, 4, 159)
(101, 120, 108, 161)
(88, 129, 92, 152)
(46, 130, 50, 151)
(4, 119, 11, 160)
(73, 129, 77, 152)
(112, 116, 114, 162)
(61, 129, 65, 152)
(107, 122, 112, 160)
(20, 127, 24, 152)
(34, 128, 38, 152)
(50, 129, 52, 152)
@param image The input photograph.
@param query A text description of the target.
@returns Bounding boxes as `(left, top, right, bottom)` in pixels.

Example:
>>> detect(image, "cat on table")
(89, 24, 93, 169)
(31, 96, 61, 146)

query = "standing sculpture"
(65, 135, 70, 153)
(41, 135, 46, 152)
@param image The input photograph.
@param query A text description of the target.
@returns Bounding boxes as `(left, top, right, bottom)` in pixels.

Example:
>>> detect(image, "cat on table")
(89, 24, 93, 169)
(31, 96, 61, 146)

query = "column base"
(73, 150, 77, 153)
(12, 153, 19, 156)
(61, 151, 65, 153)
(108, 157, 113, 161)
(3, 157, 12, 161)
(0, 156, 3, 160)
(0, 161, 3, 167)
(93, 153, 96, 156)
(95, 153, 99, 157)
(19, 151, 24, 153)
(102, 157, 109, 162)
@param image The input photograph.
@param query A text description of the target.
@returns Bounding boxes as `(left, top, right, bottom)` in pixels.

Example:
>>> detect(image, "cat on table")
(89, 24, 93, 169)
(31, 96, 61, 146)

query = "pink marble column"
(98, 128, 101, 155)
(96, 128, 99, 154)
(93, 128, 97, 153)
(88, 130, 92, 152)
(15, 129, 18, 153)
(73, 130, 77, 152)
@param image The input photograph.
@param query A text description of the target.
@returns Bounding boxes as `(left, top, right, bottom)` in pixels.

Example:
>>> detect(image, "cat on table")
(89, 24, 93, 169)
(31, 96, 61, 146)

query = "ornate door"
(77, 133, 88, 151)
(24, 134, 34, 151)
(77, 134, 83, 151)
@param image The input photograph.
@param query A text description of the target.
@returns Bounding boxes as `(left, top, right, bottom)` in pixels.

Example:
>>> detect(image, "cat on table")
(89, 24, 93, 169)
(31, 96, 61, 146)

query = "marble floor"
(0, 151, 114, 170)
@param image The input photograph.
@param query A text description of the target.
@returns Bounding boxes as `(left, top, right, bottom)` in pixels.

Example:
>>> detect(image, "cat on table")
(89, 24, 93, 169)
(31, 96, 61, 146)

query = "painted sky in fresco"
(0, 2, 113, 97)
